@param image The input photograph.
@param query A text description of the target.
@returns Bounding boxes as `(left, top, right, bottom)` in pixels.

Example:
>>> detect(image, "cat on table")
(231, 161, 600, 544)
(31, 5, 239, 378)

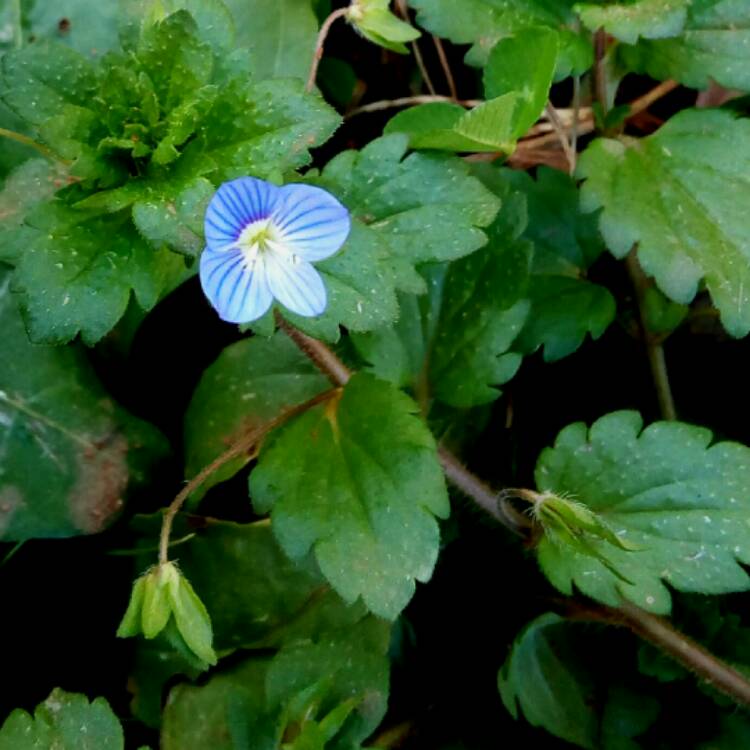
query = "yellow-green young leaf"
(250, 373, 449, 619)
(483, 27, 558, 133)
(535, 411, 750, 613)
(576, 0, 690, 44)
(619, 0, 750, 90)
(0, 689, 124, 750)
(348, 0, 420, 53)
(578, 109, 750, 338)
(166, 570, 218, 666)
(117, 575, 148, 638)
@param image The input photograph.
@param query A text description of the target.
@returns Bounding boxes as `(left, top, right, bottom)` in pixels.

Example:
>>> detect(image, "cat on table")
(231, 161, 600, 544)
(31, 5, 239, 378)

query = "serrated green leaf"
(250, 373, 449, 619)
(0, 267, 166, 541)
(409, 0, 589, 74)
(11, 204, 186, 344)
(352, 189, 531, 407)
(223, 0, 318, 81)
(288, 134, 500, 340)
(619, 0, 750, 91)
(0, 688, 124, 750)
(184, 332, 329, 504)
(576, 0, 690, 44)
(0, 158, 69, 262)
(579, 109, 750, 337)
(535, 411, 750, 612)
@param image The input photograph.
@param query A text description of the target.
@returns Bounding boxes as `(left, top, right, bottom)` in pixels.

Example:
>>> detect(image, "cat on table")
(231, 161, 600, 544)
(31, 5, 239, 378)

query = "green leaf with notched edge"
(579, 109, 750, 338)
(183, 332, 329, 505)
(619, 0, 750, 91)
(576, 0, 690, 44)
(0, 688, 123, 750)
(409, 0, 590, 74)
(534, 411, 750, 613)
(352, 184, 530, 407)
(223, 0, 317, 81)
(250, 373, 449, 619)
(11, 203, 186, 344)
(0, 267, 165, 541)
(281, 134, 500, 341)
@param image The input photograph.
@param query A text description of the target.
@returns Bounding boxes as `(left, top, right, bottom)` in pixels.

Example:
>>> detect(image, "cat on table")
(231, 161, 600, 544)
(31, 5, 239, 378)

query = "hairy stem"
(158, 389, 336, 566)
(395, 0, 436, 95)
(306, 6, 349, 93)
(613, 600, 750, 707)
(626, 249, 677, 421)
(275, 313, 351, 386)
(437, 447, 530, 535)
(593, 28, 609, 120)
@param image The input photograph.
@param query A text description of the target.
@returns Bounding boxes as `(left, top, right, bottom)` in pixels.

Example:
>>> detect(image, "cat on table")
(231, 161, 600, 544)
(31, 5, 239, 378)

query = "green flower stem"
(626, 249, 677, 421)
(0, 128, 67, 164)
(157, 388, 337, 566)
(345, 94, 481, 119)
(279, 320, 750, 709)
(306, 6, 350, 93)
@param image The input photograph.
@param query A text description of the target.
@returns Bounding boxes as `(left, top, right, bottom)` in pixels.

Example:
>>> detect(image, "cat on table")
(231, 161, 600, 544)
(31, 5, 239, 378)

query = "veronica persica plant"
(199, 178, 351, 323)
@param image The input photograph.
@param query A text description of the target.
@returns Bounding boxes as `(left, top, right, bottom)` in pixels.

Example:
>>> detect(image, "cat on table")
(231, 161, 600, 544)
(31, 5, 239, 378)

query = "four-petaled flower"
(200, 177, 351, 323)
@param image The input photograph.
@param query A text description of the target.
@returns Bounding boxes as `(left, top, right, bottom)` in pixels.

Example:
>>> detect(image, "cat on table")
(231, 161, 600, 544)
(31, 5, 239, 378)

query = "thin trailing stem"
(570, 75, 581, 171)
(306, 6, 349, 93)
(395, 0, 437, 95)
(432, 35, 457, 99)
(629, 79, 678, 117)
(593, 28, 609, 120)
(544, 102, 576, 174)
(158, 389, 336, 566)
(346, 95, 481, 119)
(626, 249, 677, 421)
(0, 128, 67, 164)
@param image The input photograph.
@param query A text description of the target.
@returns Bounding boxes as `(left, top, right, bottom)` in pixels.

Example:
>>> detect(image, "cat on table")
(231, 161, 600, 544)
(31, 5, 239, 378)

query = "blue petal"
(204, 178, 280, 250)
(265, 248, 327, 317)
(200, 247, 273, 323)
(273, 184, 351, 262)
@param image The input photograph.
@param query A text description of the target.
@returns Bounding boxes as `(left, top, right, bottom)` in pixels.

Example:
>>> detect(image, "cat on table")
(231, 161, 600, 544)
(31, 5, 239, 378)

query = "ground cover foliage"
(2, 0, 750, 748)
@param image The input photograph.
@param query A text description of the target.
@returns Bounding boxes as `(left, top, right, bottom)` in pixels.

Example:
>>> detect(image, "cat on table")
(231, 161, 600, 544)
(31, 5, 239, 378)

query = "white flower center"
(236, 218, 291, 265)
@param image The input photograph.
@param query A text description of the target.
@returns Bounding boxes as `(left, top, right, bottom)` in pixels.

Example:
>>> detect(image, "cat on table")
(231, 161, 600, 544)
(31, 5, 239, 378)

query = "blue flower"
(200, 177, 351, 323)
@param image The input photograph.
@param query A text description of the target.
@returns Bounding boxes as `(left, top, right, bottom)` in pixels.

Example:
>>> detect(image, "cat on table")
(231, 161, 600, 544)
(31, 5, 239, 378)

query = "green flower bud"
(116, 562, 217, 667)
(347, 0, 420, 54)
